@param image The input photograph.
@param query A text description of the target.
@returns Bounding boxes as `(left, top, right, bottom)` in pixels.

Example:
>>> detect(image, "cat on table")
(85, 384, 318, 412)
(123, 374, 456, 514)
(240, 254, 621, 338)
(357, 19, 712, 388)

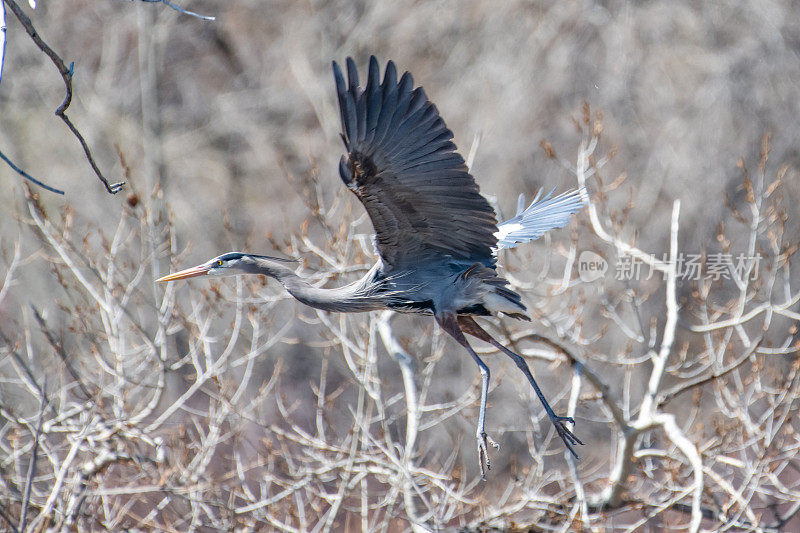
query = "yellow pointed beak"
(156, 264, 210, 282)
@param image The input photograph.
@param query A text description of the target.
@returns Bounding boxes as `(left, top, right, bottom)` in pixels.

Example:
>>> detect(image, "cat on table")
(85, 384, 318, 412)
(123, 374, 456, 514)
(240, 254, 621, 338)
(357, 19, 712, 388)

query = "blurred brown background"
(3, 1, 798, 248)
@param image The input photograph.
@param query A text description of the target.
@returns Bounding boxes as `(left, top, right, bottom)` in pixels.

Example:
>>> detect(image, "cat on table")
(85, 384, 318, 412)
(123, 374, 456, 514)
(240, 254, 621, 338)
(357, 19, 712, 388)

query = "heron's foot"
(549, 414, 583, 457)
(477, 431, 500, 480)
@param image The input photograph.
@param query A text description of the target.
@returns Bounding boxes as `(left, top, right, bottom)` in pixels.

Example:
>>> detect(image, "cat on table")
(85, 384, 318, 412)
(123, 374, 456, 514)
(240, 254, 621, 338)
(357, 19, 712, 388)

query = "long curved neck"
(241, 256, 385, 312)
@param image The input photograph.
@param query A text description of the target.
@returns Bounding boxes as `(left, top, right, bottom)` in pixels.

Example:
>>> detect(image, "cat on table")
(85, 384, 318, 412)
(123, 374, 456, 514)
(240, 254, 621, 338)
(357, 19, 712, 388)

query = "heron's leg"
(436, 312, 499, 480)
(458, 316, 583, 458)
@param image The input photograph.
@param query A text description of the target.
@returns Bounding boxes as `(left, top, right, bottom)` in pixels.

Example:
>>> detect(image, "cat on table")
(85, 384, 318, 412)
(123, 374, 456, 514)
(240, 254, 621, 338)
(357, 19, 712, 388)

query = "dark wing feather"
(333, 56, 498, 270)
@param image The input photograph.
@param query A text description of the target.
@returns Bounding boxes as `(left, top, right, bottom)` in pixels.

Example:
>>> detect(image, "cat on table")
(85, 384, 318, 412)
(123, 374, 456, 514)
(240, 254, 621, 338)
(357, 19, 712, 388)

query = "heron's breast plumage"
(378, 260, 528, 319)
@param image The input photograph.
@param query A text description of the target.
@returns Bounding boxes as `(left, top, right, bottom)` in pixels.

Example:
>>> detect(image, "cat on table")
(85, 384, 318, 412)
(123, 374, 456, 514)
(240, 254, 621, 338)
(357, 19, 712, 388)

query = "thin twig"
(26, 430, 86, 531)
(20, 391, 48, 531)
(0, 147, 65, 194)
(773, 499, 800, 530)
(31, 305, 94, 400)
(2, 0, 124, 193)
(137, 0, 216, 21)
(657, 337, 763, 408)
(0, 504, 19, 533)
(3, 335, 45, 399)
(0, 238, 21, 306)
(63, 449, 134, 528)
(0, 0, 7, 86)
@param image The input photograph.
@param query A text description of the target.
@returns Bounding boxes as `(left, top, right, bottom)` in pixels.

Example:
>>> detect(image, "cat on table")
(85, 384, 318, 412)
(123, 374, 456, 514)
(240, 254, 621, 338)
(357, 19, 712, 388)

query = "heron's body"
(222, 254, 525, 318)
(375, 258, 527, 318)
(159, 56, 585, 477)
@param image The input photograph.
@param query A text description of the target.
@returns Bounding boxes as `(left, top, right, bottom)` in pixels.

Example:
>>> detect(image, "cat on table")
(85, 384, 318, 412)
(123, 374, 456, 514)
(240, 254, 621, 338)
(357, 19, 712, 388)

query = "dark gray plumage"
(159, 56, 585, 478)
(333, 56, 497, 270)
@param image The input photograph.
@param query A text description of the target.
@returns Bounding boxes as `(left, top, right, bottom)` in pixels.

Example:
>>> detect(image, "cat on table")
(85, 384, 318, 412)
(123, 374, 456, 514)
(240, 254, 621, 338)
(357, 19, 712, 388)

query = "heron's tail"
(494, 188, 586, 251)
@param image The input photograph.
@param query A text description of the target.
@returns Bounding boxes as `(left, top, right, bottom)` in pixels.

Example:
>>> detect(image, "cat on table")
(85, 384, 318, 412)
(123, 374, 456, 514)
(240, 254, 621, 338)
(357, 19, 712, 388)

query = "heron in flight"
(158, 56, 585, 477)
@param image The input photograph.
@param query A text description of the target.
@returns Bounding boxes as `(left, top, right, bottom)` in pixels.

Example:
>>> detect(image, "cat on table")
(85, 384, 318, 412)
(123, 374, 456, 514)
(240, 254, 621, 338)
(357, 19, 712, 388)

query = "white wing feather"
(494, 188, 586, 251)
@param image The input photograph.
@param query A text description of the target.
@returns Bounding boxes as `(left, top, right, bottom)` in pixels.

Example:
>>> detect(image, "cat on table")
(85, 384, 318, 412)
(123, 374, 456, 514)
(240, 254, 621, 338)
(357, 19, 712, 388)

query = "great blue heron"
(158, 56, 585, 477)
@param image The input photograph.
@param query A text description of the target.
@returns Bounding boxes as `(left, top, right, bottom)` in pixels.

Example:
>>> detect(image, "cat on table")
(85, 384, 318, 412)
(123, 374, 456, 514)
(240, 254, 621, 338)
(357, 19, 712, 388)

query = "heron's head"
(156, 252, 295, 282)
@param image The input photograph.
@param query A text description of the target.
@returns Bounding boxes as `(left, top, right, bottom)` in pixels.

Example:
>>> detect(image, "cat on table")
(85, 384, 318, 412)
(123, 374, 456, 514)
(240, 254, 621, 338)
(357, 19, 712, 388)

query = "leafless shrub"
(1, 112, 798, 530)
(2, 1, 800, 531)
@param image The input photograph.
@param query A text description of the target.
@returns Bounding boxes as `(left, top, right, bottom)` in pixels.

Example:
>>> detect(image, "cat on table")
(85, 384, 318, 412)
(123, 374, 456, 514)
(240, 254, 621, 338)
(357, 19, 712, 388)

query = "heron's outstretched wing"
(495, 188, 585, 250)
(333, 56, 497, 270)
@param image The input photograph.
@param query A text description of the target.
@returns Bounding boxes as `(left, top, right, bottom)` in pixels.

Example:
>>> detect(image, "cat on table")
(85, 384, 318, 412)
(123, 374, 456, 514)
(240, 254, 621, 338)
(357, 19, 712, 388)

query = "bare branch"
(0, 1, 6, 86)
(657, 413, 704, 533)
(0, 505, 19, 533)
(657, 338, 763, 407)
(0, 238, 20, 306)
(2, 0, 124, 193)
(377, 311, 423, 528)
(638, 199, 681, 418)
(19, 391, 47, 531)
(0, 147, 64, 194)
(136, 0, 216, 21)
(31, 305, 94, 400)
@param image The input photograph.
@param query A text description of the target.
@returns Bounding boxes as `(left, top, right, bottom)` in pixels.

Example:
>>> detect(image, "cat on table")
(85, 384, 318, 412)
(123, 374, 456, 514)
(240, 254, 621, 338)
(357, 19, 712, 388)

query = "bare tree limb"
(657, 413, 703, 532)
(2, 0, 124, 194)
(377, 311, 425, 531)
(638, 199, 681, 418)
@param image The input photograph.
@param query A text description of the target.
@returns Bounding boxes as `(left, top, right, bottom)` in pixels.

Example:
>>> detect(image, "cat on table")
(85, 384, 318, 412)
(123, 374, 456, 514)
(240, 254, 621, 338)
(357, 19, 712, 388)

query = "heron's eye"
(217, 260, 223, 266)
